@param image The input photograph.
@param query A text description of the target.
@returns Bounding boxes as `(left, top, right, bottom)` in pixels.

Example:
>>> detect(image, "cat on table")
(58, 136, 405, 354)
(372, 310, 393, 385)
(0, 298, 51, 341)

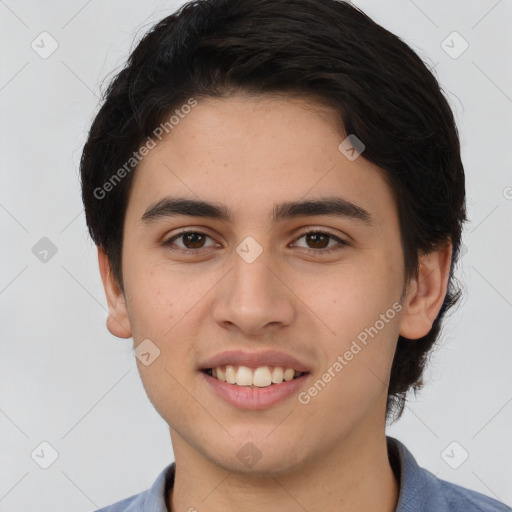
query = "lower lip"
(201, 371, 310, 410)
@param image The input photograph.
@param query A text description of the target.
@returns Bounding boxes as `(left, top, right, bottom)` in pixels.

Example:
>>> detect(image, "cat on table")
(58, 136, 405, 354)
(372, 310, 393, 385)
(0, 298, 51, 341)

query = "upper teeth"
(210, 365, 303, 387)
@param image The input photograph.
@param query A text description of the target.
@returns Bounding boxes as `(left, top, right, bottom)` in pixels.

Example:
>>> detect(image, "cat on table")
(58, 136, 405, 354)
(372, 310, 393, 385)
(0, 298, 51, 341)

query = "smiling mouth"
(203, 365, 307, 388)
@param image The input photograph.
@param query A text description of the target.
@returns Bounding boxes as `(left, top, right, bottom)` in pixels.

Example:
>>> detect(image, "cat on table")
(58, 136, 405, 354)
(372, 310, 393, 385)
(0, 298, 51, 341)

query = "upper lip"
(200, 350, 311, 373)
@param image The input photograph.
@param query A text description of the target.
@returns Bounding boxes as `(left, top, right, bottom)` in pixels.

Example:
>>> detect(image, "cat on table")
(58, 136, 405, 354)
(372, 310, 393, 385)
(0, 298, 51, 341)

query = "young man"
(80, 1, 510, 511)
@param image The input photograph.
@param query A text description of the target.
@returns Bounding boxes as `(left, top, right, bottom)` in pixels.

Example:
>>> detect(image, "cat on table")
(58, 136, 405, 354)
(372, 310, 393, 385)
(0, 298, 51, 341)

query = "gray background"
(1, 0, 511, 510)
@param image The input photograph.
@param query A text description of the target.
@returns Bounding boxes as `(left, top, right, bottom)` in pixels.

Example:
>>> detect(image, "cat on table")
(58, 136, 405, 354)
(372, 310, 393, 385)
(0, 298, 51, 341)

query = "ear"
(398, 242, 452, 340)
(97, 246, 132, 339)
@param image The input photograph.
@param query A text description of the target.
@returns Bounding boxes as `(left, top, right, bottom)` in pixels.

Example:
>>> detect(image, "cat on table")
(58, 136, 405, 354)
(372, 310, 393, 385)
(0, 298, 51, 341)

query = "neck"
(169, 425, 399, 512)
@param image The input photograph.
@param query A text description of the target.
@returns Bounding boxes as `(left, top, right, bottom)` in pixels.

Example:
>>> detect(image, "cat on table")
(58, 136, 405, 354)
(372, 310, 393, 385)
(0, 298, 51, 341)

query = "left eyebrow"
(273, 197, 373, 226)
(139, 196, 373, 226)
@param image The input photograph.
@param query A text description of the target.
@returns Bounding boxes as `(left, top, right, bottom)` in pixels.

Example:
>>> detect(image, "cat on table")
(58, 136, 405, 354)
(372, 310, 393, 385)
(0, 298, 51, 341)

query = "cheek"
(125, 282, 174, 340)
(309, 259, 401, 336)
(300, 257, 402, 396)
(123, 259, 214, 375)
(124, 272, 200, 419)
(122, 253, 201, 338)
(301, 298, 400, 426)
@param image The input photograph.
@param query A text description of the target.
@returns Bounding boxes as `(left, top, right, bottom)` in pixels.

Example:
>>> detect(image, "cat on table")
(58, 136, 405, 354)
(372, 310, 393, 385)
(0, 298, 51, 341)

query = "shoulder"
(89, 492, 142, 512)
(433, 477, 512, 512)
(387, 437, 511, 512)
(88, 462, 175, 512)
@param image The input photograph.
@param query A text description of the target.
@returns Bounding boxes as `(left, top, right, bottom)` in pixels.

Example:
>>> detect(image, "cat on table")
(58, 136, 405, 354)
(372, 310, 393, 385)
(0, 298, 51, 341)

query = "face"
(99, 93, 445, 476)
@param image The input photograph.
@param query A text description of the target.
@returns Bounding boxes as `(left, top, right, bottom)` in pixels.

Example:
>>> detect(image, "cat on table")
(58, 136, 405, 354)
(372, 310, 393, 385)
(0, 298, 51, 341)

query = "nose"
(212, 245, 295, 335)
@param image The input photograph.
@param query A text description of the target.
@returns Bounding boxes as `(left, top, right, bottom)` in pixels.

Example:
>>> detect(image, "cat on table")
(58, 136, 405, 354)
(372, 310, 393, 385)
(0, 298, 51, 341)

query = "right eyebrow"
(140, 197, 231, 223)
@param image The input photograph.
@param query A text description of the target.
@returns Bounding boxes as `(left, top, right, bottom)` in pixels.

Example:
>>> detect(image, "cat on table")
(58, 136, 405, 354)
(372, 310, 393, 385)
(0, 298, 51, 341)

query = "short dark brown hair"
(80, 0, 467, 421)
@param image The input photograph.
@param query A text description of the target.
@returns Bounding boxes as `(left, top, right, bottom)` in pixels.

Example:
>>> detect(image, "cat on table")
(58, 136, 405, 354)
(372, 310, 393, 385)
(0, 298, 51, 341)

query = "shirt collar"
(388, 436, 446, 511)
(124, 461, 175, 512)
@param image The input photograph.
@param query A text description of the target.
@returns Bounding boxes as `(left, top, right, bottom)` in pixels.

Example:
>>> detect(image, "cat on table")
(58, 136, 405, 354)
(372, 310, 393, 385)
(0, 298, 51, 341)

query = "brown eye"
(304, 232, 330, 249)
(163, 231, 217, 252)
(292, 230, 349, 253)
(181, 232, 207, 249)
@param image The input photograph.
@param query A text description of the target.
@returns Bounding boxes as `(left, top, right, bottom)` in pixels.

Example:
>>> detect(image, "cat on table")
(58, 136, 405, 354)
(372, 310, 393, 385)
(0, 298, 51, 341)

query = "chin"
(208, 435, 309, 477)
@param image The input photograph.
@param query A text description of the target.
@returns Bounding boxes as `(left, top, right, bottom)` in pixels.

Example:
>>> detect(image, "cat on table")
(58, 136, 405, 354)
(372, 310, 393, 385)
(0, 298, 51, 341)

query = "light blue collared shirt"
(91, 437, 511, 512)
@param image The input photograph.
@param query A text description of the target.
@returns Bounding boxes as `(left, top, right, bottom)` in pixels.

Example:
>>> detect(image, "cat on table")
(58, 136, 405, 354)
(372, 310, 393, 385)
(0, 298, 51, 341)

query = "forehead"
(127, 93, 396, 227)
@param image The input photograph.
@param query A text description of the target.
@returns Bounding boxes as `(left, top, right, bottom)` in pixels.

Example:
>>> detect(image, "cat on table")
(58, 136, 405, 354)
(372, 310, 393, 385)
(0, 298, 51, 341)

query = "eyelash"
(162, 229, 349, 255)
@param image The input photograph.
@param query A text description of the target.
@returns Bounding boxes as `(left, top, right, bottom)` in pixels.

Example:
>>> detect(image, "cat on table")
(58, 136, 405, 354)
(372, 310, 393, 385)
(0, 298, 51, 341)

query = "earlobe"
(97, 247, 132, 339)
(398, 242, 452, 340)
